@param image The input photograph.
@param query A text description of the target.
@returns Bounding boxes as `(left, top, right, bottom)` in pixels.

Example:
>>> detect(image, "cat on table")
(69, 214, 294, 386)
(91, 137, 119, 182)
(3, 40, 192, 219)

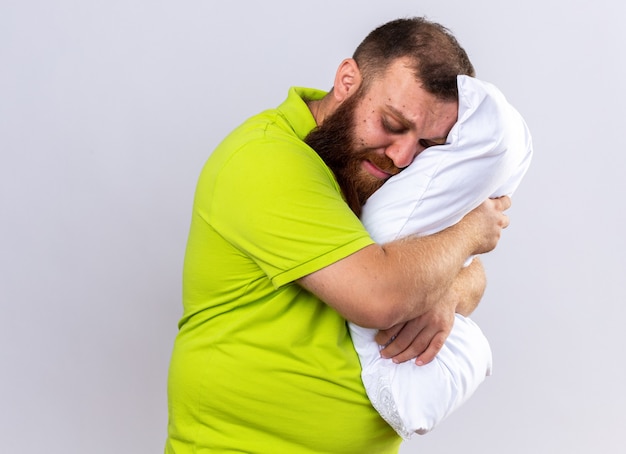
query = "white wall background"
(1, 1, 624, 453)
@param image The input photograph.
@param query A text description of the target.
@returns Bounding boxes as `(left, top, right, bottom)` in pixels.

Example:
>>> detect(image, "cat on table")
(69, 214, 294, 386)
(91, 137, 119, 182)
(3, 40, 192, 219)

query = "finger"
(496, 195, 512, 211)
(380, 320, 427, 359)
(502, 213, 510, 229)
(387, 327, 439, 363)
(380, 329, 423, 359)
(390, 343, 427, 363)
(375, 323, 405, 346)
(414, 331, 447, 366)
(385, 324, 440, 362)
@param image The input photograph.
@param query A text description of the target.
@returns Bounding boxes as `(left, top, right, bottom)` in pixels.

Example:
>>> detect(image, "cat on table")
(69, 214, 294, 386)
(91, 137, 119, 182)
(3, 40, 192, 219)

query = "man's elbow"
(347, 293, 425, 330)
(351, 310, 398, 330)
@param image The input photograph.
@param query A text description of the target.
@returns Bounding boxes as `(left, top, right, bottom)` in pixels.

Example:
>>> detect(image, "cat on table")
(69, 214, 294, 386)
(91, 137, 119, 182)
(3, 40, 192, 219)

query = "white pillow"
(361, 75, 533, 241)
(352, 75, 533, 439)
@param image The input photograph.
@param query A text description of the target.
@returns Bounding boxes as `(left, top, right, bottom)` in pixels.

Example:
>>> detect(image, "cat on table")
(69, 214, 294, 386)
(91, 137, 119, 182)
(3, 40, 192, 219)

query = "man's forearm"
(300, 222, 476, 329)
(449, 258, 486, 316)
(374, 256, 487, 364)
(299, 197, 510, 330)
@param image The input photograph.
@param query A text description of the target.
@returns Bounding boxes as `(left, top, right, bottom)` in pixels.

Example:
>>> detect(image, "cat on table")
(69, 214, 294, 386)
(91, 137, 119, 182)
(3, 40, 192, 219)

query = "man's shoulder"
(210, 113, 319, 176)
(210, 85, 324, 156)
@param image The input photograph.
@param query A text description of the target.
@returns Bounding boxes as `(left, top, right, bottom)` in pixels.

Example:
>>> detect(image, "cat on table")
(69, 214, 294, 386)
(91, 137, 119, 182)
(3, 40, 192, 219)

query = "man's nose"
(384, 140, 422, 169)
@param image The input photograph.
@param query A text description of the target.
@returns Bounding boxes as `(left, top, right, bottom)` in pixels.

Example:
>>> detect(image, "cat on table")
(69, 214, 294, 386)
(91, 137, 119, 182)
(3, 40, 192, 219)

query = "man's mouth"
(362, 160, 395, 180)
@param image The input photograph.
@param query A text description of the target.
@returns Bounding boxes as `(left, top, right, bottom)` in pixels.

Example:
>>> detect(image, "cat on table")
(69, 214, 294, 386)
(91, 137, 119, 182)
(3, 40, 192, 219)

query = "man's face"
(306, 58, 458, 216)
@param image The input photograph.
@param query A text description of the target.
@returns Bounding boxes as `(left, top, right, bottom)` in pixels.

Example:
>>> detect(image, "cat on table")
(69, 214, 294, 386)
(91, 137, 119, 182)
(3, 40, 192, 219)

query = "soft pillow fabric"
(362, 75, 533, 239)
(351, 75, 533, 439)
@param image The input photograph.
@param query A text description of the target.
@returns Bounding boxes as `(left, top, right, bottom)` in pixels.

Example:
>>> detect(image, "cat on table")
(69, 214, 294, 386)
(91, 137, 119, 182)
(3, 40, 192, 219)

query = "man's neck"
(306, 94, 336, 126)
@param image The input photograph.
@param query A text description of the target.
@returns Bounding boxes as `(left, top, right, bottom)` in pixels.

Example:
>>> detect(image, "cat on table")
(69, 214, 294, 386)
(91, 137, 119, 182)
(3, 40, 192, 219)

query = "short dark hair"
(353, 17, 475, 100)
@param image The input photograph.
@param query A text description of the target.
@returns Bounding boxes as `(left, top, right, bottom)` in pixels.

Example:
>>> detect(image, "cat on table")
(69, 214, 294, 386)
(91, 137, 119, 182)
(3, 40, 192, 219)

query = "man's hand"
(375, 296, 456, 365)
(462, 196, 511, 256)
(374, 257, 487, 365)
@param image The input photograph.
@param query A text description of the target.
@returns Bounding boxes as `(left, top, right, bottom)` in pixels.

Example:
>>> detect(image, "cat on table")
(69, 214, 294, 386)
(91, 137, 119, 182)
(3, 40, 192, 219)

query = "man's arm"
(298, 197, 509, 330)
(374, 257, 486, 364)
(453, 257, 486, 316)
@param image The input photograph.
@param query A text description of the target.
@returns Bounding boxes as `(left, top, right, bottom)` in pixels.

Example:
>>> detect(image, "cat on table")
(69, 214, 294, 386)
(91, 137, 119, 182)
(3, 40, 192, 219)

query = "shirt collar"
(277, 86, 327, 140)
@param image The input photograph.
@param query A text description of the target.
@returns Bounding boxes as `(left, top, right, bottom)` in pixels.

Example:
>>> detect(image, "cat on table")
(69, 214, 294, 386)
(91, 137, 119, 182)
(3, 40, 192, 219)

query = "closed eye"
(419, 138, 446, 148)
(382, 118, 408, 135)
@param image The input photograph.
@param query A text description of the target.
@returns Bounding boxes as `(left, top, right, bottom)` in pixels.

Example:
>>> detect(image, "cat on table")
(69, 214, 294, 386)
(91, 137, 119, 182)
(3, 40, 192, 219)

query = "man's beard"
(304, 92, 399, 217)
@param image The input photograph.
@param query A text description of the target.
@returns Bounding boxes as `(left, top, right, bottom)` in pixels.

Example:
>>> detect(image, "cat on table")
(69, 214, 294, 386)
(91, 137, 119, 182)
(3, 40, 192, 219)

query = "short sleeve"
(205, 135, 374, 288)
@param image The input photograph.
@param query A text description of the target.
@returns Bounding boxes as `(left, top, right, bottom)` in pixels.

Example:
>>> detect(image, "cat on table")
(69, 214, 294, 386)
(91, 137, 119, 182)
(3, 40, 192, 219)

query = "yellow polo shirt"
(165, 87, 401, 453)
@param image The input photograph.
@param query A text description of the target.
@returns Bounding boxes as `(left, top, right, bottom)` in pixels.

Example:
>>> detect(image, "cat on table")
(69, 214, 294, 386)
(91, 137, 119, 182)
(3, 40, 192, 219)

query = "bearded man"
(165, 17, 511, 454)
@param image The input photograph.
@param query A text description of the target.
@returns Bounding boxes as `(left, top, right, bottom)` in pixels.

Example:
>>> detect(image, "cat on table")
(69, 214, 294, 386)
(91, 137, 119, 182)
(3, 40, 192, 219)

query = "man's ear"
(332, 58, 362, 102)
